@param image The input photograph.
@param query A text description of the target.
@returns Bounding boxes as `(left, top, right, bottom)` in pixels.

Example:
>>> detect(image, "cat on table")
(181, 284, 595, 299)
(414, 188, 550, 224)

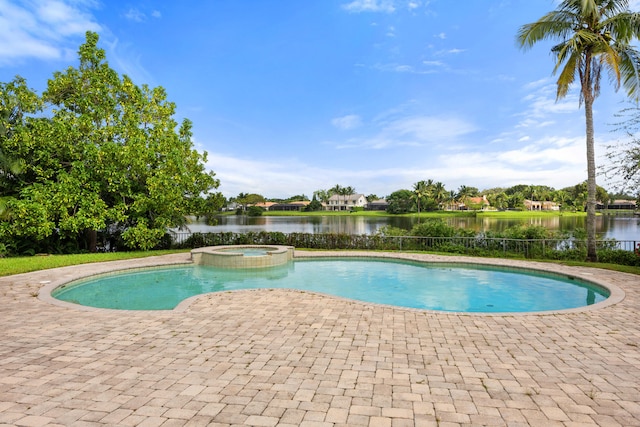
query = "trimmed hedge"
(172, 231, 640, 266)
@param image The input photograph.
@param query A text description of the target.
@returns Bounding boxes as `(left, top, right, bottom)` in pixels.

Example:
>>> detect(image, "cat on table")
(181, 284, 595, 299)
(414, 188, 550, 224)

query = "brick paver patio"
(0, 250, 639, 426)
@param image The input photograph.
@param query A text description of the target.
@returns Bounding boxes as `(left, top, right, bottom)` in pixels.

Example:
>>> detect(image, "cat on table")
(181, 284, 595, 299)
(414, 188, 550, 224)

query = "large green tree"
(0, 32, 218, 252)
(517, 0, 640, 261)
(0, 77, 41, 220)
(386, 189, 413, 214)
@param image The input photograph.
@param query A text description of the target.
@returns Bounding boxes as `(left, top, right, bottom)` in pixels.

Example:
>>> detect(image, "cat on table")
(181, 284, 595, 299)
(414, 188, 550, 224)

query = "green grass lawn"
(1, 248, 638, 277)
(476, 210, 587, 218)
(0, 249, 189, 277)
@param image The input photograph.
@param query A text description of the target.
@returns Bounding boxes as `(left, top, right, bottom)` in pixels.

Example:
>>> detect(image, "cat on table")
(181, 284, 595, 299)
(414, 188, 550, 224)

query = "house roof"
(253, 202, 278, 208)
(327, 193, 366, 202)
(610, 199, 637, 206)
(467, 196, 489, 205)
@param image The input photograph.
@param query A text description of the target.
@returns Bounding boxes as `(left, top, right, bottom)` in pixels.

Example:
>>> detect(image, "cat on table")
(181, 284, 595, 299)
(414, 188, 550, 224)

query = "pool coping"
(38, 250, 626, 316)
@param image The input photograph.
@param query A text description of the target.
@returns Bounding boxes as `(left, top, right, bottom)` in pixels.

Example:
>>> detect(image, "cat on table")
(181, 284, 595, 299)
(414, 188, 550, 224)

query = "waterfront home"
(325, 194, 368, 211)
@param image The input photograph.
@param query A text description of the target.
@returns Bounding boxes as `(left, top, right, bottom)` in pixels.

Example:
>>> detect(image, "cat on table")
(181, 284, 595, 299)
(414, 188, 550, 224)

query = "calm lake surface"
(180, 214, 640, 242)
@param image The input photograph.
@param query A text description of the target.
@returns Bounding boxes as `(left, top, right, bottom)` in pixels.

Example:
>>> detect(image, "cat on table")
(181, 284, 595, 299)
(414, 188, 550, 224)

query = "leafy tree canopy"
(0, 31, 219, 252)
(386, 189, 414, 214)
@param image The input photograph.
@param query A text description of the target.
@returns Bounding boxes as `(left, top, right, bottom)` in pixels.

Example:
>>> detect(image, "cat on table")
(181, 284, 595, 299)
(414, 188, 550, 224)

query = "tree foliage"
(235, 193, 265, 211)
(517, 0, 640, 261)
(386, 189, 414, 214)
(0, 32, 219, 253)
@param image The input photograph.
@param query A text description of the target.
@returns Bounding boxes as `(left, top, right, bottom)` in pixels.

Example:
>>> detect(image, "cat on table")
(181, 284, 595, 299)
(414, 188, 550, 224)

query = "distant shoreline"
(249, 210, 592, 218)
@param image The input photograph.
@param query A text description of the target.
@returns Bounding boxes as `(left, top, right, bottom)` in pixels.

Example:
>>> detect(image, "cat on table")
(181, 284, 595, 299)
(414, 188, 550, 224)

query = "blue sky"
(1, 0, 638, 199)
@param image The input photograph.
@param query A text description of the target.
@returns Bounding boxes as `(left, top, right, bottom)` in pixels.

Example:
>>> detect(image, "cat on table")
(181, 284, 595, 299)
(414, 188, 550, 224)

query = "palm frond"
(598, 0, 631, 17)
(556, 51, 580, 99)
(598, 43, 622, 89)
(605, 11, 640, 42)
(617, 47, 640, 101)
(516, 11, 577, 49)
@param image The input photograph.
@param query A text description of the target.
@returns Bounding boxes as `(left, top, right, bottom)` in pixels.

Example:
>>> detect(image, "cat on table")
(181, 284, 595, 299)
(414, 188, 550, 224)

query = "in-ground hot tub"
(191, 245, 294, 268)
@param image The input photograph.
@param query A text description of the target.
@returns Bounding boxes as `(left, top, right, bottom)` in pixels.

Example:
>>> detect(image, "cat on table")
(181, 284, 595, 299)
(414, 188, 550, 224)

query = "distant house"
(270, 201, 310, 211)
(524, 199, 560, 211)
(597, 199, 637, 210)
(224, 201, 241, 211)
(252, 202, 278, 211)
(457, 196, 490, 211)
(366, 199, 388, 211)
(325, 194, 368, 211)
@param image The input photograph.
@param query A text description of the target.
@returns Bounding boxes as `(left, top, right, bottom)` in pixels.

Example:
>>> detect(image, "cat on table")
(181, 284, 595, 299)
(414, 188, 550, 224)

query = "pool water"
(217, 247, 272, 256)
(52, 258, 609, 312)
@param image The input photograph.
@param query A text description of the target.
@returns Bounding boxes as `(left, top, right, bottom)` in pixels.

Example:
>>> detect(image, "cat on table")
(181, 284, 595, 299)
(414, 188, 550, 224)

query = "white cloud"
(515, 80, 580, 131)
(495, 136, 585, 167)
(332, 114, 363, 130)
(103, 38, 154, 86)
(334, 113, 477, 150)
(124, 7, 161, 22)
(207, 153, 367, 198)
(386, 25, 396, 37)
(124, 8, 145, 22)
(426, 141, 587, 191)
(341, 0, 396, 13)
(0, 0, 101, 65)
(385, 115, 477, 142)
(373, 62, 438, 74)
(341, 0, 431, 14)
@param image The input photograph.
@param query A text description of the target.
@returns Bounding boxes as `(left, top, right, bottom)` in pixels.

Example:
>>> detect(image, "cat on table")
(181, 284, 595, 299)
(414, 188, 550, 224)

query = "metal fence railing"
(169, 231, 639, 259)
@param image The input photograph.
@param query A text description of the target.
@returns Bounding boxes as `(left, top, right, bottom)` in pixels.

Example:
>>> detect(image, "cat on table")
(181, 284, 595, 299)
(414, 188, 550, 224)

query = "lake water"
(180, 214, 640, 242)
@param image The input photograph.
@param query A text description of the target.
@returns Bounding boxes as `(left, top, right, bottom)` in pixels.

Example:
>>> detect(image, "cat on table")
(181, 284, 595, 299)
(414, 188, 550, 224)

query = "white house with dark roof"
(325, 194, 367, 211)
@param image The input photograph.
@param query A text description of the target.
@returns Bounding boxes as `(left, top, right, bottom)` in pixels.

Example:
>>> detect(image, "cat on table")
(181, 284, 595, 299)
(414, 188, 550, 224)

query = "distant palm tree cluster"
(227, 180, 630, 215)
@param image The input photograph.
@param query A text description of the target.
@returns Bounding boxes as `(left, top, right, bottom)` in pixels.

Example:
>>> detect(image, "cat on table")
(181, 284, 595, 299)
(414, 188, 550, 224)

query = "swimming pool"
(51, 257, 609, 312)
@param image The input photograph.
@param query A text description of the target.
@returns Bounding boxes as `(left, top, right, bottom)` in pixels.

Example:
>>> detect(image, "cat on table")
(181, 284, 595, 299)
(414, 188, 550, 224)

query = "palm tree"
(432, 181, 448, 210)
(329, 184, 343, 211)
(456, 185, 477, 210)
(412, 180, 428, 221)
(517, 0, 640, 261)
(329, 184, 355, 211)
(447, 190, 457, 211)
(494, 192, 509, 211)
(342, 186, 356, 210)
(553, 189, 570, 211)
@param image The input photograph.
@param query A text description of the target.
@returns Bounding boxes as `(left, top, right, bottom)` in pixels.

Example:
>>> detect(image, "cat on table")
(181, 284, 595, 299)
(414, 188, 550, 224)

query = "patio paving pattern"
(0, 251, 639, 426)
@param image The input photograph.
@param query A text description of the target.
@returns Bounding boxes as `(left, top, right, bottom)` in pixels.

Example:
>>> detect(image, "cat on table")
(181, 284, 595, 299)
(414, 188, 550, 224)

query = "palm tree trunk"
(584, 95, 598, 262)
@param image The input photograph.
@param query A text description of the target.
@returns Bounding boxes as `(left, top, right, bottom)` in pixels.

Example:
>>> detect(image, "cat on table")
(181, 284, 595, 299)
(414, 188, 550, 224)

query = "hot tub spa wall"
(191, 245, 294, 268)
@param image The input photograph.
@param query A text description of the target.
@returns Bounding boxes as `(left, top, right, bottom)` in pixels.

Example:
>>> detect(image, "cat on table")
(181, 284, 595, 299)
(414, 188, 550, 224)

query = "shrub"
(247, 206, 264, 216)
(410, 219, 456, 237)
(376, 226, 409, 237)
(500, 224, 550, 240)
(597, 249, 640, 266)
